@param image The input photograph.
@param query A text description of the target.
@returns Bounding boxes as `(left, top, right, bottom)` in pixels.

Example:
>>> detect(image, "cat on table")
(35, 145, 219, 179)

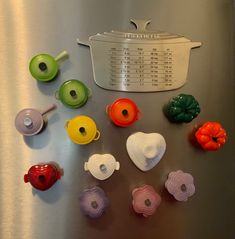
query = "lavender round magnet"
(165, 170, 195, 201)
(79, 186, 109, 218)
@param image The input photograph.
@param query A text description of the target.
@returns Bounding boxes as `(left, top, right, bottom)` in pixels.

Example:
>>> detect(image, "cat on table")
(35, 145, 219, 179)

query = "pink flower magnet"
(132, 185, 161, 217)
(165, 170, 195, 202)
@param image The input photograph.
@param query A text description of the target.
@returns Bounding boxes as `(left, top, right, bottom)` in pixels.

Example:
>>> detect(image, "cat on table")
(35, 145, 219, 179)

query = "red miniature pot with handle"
(195, 122, 227, 151)
(106, 98, 141, 127)
(24, 163, 62, 191)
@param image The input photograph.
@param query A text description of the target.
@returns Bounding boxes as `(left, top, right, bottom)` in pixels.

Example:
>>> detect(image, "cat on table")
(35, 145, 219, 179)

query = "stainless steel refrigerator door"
(0, 0, 234, 239)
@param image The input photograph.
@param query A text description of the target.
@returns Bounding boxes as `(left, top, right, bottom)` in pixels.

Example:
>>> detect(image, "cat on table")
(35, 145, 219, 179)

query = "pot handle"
(105, 105, 110, 114)
(116, 162, 120, 170)
(87, 88, 92, 97)
(190, 41, 202, 49)
(137, 110, 143, 120)
(55, 90, 60, 100)
(41, 104, 56, 116)
(130, 19, 151, 32)
(93, 130, 101, 141)
(24, 174, 29, 183)
(64, 120, 70, 129)
(77, 38, 90, 47)
(84, 162, 89, 171)
(54, 50, 69, 62)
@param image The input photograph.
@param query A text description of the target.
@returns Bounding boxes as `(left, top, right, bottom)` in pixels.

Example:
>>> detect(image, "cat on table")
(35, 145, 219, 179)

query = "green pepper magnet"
(164, 94, 201, 123)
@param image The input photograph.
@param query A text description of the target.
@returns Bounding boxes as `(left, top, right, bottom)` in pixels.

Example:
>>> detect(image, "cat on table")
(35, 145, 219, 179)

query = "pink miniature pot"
(132, 185, 161, 217)
(165, 170, 195, 202)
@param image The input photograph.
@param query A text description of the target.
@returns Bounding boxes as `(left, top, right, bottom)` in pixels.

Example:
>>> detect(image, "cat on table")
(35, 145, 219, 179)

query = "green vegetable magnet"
(164, 94, 200, 123)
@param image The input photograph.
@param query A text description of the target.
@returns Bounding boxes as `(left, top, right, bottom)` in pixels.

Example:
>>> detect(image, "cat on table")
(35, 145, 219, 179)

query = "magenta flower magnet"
(132, 185, 161, 217)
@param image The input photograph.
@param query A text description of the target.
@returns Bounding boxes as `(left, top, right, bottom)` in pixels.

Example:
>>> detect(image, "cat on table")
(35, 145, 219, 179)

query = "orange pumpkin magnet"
(195, 122, 227, 151)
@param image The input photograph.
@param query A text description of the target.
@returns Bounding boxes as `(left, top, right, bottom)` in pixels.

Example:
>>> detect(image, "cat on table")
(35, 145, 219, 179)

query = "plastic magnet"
(164, 94, 200, 123)
(126, 132, 166, 171)
(24, 163, 62, 191)
(65, 115, 100, 145)
(132, 185, 161, 217)
(84, 154, 120, 180)
(55, 79, 91, 108)
(195, 122, 227, 151)
(29, 50, 69, 81)
(79, 186, 109, 218)
(165, 170, 195, 201)
(106, 98, 141, 127)
(15, 104, 56, 136)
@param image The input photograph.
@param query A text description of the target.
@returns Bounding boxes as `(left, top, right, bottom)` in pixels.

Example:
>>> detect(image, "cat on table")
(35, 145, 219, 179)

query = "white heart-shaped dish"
(126, 132, 166, 172)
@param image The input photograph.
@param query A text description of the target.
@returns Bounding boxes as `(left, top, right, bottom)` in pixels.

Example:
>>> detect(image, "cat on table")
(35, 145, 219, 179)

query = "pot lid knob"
(23, 117, 33, 128)
(142, 145, 158, 160)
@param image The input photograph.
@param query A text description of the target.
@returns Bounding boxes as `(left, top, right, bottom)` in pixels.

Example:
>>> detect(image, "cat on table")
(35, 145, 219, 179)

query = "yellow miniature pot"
(65, 115, 100, 145)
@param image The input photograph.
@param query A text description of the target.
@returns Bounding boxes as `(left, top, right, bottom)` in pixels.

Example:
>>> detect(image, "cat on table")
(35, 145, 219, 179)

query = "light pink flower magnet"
(165, 170, 195, 202)
(132, 185, 161, 217)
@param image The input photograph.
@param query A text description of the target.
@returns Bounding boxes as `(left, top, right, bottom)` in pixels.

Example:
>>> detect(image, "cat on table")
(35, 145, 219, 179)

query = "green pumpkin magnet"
(164, 94, 200, 123)
(55, 79, 91, 109)
(29, 50, 69, 81)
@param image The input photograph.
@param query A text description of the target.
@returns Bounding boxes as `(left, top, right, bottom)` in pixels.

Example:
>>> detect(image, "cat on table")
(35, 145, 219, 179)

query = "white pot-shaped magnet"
(126, 132, 166, 172)
(84, 154, 120, 180)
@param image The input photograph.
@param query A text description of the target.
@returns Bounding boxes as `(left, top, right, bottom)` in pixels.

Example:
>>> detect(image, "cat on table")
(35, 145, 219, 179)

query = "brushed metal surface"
(0, 0, 234, 239)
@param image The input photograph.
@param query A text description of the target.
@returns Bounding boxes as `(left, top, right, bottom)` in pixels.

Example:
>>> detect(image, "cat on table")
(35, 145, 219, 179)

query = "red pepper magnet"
(24, 163, 62, 191)
(195, 122, 227, 151)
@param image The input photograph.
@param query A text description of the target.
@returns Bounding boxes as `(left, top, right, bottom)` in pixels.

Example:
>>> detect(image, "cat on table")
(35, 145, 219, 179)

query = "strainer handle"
(130, 19, 151, 32)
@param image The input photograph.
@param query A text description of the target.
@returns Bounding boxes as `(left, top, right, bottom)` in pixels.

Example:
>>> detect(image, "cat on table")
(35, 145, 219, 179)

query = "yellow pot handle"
(64, 120, 70, 129)
(93, 130, 100, 141)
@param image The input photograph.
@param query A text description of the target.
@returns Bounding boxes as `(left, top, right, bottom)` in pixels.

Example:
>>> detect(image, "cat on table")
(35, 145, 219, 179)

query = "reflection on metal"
(0, 0, 234, 239)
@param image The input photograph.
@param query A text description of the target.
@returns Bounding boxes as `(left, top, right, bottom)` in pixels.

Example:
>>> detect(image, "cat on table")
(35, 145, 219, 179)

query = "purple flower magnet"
(79, 186, 109, 218)
(132, 185, 161, 217)
(165, 170, 195, 202)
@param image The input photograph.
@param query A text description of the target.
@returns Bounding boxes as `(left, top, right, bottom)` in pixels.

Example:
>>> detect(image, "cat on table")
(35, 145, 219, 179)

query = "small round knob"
(142, 145, 158, 159)
(38, 62, 47, 71)
(23, 117, 33, 128)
